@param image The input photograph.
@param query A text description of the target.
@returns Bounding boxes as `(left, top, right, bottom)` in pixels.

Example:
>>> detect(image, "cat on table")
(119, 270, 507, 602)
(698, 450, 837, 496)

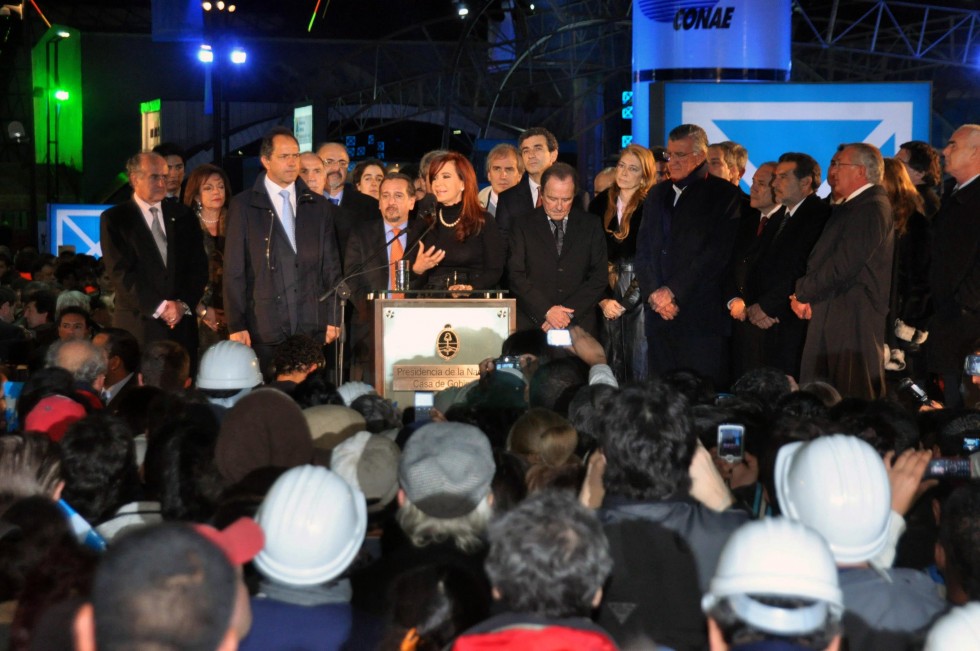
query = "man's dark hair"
(501, 328, 549, 359)
(270, 334, 324, 377)
(91, 523, 238, 651)
(26, 289, 57, 321)
(56, 305, 93, 330)
(143, 402, 223, 522)
(668, 124, 709, 155)
(140, 341, 190, 392)
(517, 126, 558, 153)
(778, 152, 822, 189)
(350, 394, 401, 433)
(98, 327, 141, 374)
(60, 412, 140, 524)
(528, 358, 589, 418)
(0, 433, 63, 515)
(381, 172, 416, 194)
(567, 383, 618, 455)
(899, 140, 941, 186)
(939, 483, 980, 601)
(600, 381, 695, 500)
(29, 258, 54, 280)
(660, 368, 716, 406)
(13, 248, 39, 275)
(540, 162, 579, 195)
(290, 367, 344, 409)
(260, 126, 297, 159)
(485, 490, 611, 618)
(151, 142, 185, 162)
(731, 367, 793, 407)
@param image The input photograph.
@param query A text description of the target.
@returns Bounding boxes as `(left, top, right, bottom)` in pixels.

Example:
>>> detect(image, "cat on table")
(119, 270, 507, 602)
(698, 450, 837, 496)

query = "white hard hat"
(196, 341, 263, 390)
(254, 465, 367, 586)
(924, 603, 980, 651)
(703, 518, 843, 637)
(775, 434, 891, 564)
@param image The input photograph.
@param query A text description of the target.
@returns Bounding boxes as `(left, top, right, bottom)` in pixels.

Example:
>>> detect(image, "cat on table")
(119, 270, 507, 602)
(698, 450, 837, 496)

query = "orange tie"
(389, 227, 404, 299)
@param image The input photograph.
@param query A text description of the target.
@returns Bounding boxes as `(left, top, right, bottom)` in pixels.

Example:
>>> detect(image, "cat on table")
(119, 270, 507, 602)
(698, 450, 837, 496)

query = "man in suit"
(92, 327, 140, 411)
(726, 161, 782, 378)
(494, 127, 559, 237)
(929, 124, 980, 406)
(100, 151, 207, 365)
(298, 152, 327, 195)
(508, 162, 607, 335)
(316, 142, 381, 250)
(740, 153, 830, 379)
(151, 142, 186, 204)
(635, 123, 743, 389)
(478, 143, 523, 217)
(224, 127, 344, 375)
(792, 143, 894, 399)
(344, 173, 429, 381)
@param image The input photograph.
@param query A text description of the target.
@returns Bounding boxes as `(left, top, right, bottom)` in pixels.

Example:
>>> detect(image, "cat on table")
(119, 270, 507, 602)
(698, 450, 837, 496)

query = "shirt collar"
(844, 183, 874, 202)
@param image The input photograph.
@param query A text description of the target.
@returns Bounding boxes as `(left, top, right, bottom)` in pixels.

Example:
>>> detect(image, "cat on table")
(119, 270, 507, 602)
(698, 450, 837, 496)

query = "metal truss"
(792, 1, 980, 81)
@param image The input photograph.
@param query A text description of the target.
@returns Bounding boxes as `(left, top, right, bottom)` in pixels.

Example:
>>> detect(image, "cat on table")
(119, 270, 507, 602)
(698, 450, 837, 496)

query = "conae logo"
(637, 0, 735, 30)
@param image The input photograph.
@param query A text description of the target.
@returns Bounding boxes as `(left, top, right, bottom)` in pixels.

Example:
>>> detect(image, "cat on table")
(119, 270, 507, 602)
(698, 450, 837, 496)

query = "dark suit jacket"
(494, 175, 534, 238)
(929, 178, 980, 371)
(749, 194, 830, 320)
(223, 175, 344, 346)
(100, 198, 207, 354)
(344, 217, 429, 321)
(796, 185, 894, 398)
(332, 183, 382, 257)
(635, 167, 743, 336)
(508, 207, 607, 334)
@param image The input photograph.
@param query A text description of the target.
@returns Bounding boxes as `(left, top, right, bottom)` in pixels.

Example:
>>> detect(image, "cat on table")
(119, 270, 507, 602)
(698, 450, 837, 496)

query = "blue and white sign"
(48, 204, 111, 257)
(661, 82, 932, 195)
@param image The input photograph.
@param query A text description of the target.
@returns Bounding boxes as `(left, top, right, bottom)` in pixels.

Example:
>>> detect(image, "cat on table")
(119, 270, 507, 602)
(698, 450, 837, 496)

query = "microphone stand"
(319, 216, 436, 383)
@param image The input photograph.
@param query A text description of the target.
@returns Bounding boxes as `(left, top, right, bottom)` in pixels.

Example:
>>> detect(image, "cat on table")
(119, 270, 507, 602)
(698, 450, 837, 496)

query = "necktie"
(756, 215, 769, 237)
(279, 190, 296, 251)
(552, 220, 564, 256)
(389, 226, 404, 299)
(149, 206, 167, 265)
(488, 200, 497, 217)
(535, 187, 543, 208)
(329, 196, 340, 206)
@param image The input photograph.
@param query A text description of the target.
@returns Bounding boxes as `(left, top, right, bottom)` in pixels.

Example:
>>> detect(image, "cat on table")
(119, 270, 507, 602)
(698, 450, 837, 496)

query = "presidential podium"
(370, 291, 516, 408)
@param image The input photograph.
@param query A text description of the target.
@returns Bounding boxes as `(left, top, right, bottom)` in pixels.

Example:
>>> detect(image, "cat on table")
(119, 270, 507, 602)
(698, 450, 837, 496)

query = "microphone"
(319, 218, 436, 302)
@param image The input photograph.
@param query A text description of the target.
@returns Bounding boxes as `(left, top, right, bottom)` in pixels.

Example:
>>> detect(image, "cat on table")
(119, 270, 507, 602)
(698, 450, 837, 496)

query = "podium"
(370, 292, 516, 407)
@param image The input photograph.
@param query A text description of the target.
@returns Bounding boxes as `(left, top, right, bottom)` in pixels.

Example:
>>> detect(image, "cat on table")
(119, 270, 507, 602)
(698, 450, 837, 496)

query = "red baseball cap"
(193, 517, 265, 565)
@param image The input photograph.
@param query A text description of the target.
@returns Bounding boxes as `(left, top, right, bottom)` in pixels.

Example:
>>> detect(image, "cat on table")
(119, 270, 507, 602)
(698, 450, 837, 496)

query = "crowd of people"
(0, 120, 979, 650)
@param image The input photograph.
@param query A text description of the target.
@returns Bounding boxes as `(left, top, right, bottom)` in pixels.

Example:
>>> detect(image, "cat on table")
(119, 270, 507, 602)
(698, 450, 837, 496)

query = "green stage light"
(54, 89, 70, 101)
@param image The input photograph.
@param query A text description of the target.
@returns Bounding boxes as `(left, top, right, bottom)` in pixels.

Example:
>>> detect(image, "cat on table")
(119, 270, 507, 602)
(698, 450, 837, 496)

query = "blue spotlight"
(198, 44, 214, 63)
(230, 48, 247, 64)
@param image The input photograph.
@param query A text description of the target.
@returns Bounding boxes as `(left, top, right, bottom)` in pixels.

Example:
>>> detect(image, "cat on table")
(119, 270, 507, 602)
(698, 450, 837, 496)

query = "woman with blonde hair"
(882, 157, 930, 375)
(507, 408, 581, 493)
(588, 144, 660, 382)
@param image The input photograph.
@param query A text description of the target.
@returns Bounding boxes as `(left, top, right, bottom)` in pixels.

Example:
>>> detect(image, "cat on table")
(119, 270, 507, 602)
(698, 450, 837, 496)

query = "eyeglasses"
(664, 150, 695, 162)
(829, 161, 862, 169)
(322, 158, 349, 168)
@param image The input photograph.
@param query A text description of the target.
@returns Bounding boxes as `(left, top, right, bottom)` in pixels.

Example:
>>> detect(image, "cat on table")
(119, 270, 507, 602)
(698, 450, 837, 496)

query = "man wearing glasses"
(635, 123, 743, 389)
(315, 141, 380, 251)
(791, 143, 894, 399)
(224, 127, 344, 376)
(100, 152, 208, 365)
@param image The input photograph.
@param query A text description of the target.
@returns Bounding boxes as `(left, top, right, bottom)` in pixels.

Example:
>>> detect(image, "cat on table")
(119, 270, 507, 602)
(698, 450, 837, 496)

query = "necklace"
(439, 208, 460, 229)
(195, 202, 220, 225)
